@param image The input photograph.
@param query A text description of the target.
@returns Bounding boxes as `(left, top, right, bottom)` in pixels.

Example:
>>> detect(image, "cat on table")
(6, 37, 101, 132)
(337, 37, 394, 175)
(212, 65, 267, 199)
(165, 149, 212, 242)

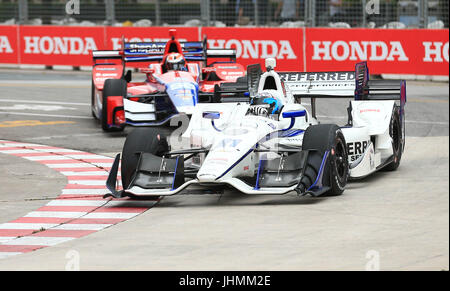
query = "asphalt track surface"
(0, 69, 448, 270)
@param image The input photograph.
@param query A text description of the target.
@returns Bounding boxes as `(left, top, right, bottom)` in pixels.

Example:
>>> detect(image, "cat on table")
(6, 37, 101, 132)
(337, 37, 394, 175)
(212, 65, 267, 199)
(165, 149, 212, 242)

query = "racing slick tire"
(299, 124, 349, 196)
(101, 79, 127, 132)
(121, 127, 173, 192)
(382, 106, 403, 171)
(91, 81, 97, 119)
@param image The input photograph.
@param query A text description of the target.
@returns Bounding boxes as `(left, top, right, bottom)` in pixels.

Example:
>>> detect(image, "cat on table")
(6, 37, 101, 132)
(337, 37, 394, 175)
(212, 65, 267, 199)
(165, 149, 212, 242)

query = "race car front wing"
(105, 148, 331, 198)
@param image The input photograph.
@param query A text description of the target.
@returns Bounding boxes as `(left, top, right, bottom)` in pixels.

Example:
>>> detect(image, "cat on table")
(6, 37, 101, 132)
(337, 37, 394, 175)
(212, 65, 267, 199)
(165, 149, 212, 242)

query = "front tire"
(121, 127, 172, 190)
(300, 124, 349, 196)
(91, 81, 98, 119)
(101, 79, 127, 132)
(382, 107, 403, 171)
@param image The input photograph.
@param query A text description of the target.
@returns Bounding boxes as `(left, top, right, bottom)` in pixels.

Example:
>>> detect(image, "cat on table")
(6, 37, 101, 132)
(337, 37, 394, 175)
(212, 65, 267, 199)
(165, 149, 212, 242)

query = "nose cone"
(176, 104, 196, 115)
(165, 80, 198, 113)
(197, 152, 231, 182)
(197, 174, 218, 182)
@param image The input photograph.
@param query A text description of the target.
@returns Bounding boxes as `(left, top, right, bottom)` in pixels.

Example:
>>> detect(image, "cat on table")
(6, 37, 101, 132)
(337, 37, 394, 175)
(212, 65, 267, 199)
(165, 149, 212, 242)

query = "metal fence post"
(18, 0, 28, 24)
(305, 0, 315, 27)
(211, 0, 216, 25)
(201, 0, 211, 26)
(105, 0, 116, 25)
(155, 0, 161, 26)
(362, 0, 367, 27)
(304, 0, 309, 26)
(418, 0, 428, 28)
(254, 0, 259, 26)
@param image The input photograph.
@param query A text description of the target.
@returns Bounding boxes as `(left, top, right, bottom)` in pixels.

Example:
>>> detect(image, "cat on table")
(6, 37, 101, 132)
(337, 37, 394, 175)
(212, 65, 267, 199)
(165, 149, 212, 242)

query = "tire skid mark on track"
(0, 140, 158, 260)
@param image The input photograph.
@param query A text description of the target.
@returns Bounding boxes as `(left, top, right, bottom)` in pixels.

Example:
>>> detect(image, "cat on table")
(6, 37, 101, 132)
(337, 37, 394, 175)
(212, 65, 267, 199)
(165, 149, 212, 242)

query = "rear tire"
(300, 124, 349, 196)
(121, 127, 172, 190)
(101, 79, 127, 132)
(382, 107, 403, 171)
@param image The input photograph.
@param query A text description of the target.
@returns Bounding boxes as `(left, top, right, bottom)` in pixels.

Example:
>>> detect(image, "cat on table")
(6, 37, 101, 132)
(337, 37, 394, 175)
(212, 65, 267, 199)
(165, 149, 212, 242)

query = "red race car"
(91, 29, 246, 132)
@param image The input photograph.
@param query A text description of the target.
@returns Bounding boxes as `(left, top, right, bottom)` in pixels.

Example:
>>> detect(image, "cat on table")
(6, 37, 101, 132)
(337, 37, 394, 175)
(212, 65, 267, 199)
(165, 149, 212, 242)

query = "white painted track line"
(46, 200, 156, 207)
(47, 163, 111, 168)
(0, 112, 92, 119)
(0, 223, 59, 230)
(0, 98, 89, 106)
(60, 171, 110, 176)
(6, 237, 75, 246)
(0, 253, 22, 259)
(68, 180, 120, 186)
(53, 224, 112, 231)
(61, 189, 111, 195)
(82, 213, 139, 219)
(46, 200, 108, 207)
(25, 212, 88, 219)
(25, 156, 72, 161)
(0, 238, 15, 244)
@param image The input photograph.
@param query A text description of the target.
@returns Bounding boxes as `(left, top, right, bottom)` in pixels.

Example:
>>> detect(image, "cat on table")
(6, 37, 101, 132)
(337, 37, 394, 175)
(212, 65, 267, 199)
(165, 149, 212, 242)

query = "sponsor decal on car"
(347, 140, 370, 162)
(279, 71, 355, 82)
(359, 108, 381, 113)
(95, 67, 119, 71)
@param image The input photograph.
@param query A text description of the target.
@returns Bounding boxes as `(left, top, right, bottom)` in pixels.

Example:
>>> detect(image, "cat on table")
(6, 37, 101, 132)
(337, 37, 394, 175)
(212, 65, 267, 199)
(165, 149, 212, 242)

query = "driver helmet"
(251, 92, 282, 114)
(165, 53, 186, 71)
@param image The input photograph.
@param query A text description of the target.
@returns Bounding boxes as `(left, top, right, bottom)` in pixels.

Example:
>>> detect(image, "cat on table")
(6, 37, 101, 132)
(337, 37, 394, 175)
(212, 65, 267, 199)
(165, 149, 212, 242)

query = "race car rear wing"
(92, 50, 122, 60)
(92, 48, 236, 63)
(280, 62, 406, 119)
(212, 78, 249, 103)
(205, 49, 237, 62)
(92, 27, 239, 65)
(122, 46, 236, 63)
(92, 50, 125, 68)
(93, 39, 237, 64)
(280, 62, 405, 101)
(91, 45, 196, 64)
(279, 70, 356, 97)
(211, 64, 263, 103)
(123, 41, 203, 61)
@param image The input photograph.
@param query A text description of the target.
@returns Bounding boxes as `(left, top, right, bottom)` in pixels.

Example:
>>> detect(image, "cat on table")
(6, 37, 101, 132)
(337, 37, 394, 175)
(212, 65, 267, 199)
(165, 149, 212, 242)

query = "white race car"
(106, 58, 406, 198)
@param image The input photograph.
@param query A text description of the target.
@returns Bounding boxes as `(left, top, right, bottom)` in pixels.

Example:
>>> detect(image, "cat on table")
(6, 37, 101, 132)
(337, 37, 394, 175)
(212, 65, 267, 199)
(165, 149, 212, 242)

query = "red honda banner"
(0, 25, 18, 64)
(17, 25, 105, 66)
(0, 25, 448, 76)
(305, 28, 449, 76)
(201, 27, 304, 71)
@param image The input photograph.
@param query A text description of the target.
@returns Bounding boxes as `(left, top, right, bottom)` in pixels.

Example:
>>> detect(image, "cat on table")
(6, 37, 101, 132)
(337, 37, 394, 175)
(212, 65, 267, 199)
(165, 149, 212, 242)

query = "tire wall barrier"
(0, 25, 448, 76)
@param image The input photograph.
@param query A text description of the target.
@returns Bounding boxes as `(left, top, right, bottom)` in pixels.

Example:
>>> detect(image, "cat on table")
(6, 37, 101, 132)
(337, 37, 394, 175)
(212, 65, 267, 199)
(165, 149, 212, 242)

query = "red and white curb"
(0, 140, 158, 260)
